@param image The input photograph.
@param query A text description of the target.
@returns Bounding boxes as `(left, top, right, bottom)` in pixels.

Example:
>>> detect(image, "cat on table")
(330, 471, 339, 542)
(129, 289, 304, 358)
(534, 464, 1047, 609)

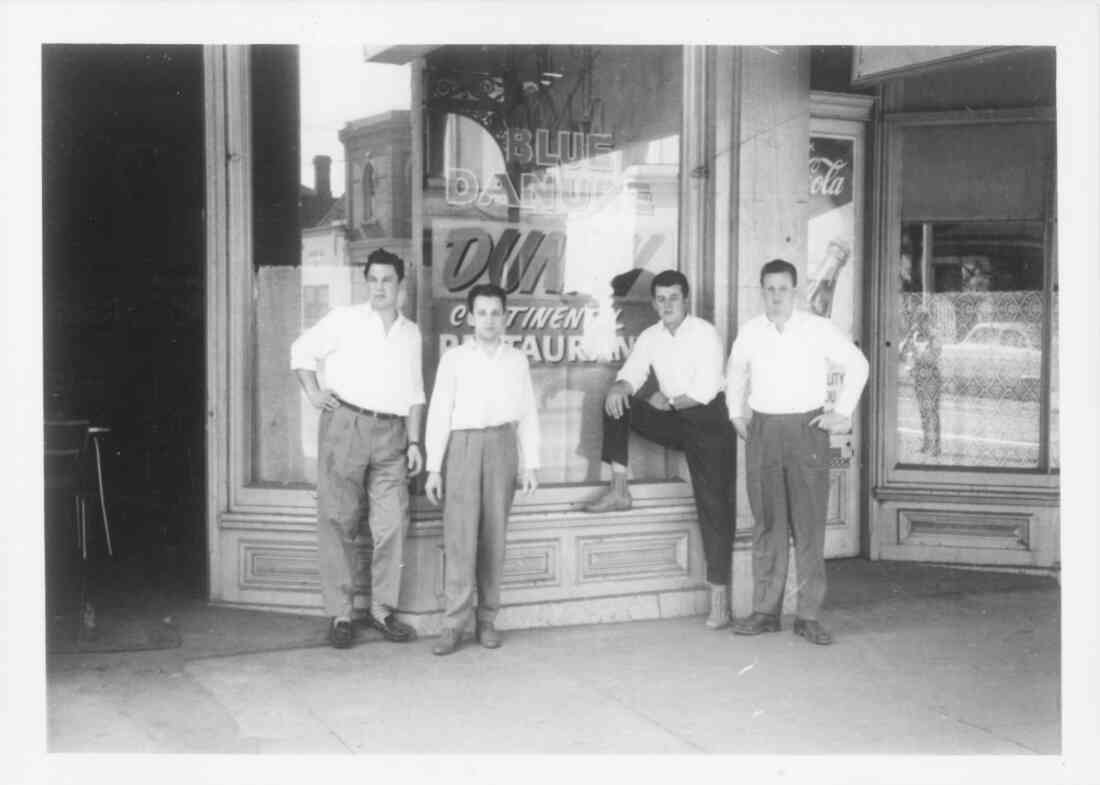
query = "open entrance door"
(808, 95, 872, 558)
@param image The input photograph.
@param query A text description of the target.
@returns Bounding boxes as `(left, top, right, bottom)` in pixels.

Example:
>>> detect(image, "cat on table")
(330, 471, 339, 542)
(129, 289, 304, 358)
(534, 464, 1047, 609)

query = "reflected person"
(899, 308, 942, 456)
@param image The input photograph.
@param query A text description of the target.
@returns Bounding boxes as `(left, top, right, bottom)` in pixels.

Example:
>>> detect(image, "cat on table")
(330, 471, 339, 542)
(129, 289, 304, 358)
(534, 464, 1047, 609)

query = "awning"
(364, 45, 439, 65)
(850, 46, 1024, 85)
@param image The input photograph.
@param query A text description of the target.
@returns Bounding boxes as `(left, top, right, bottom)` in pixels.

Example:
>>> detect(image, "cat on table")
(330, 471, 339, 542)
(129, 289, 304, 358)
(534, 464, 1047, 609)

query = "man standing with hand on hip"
(726, 259, 868, 645)
(291, 248, 425, 649)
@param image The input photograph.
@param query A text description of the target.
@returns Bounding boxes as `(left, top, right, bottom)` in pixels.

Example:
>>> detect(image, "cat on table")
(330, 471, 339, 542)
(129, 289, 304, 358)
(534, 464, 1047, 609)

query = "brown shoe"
(793, 618, 833, 645)
(731, 612, 781, 635)
(432, 628, 462, 656)
(476, 621, 502, 649)
(582, 474, 632, 513)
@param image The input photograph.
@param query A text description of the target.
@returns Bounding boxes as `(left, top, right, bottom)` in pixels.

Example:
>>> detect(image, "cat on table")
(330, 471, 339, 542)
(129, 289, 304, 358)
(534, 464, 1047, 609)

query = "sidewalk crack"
(946, 713, 1039, 754)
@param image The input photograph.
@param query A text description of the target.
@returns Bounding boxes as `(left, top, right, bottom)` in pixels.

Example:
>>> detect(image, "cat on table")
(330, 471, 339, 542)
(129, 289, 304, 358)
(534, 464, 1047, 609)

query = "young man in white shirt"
(290, 249, 425, 648)
(583, 270, 736, 630)
(726, 258, 869, 645)
(425, 283, 540, 656)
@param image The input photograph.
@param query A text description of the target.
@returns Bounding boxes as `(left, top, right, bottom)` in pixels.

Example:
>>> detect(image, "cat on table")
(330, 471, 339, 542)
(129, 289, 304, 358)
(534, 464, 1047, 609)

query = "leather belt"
(335, 397, 402, 420)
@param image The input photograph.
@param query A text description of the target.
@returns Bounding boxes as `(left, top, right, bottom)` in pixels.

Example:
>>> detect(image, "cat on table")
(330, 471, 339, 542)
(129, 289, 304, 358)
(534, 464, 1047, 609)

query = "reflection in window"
(896, 221, 1051, 469)
(422, 45, 684, 485)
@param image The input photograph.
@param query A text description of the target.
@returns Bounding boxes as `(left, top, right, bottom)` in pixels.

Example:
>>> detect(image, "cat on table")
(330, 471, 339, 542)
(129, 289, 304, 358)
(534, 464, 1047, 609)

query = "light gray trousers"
(316, 405, 408, 618)
(441, 424, 519, 632)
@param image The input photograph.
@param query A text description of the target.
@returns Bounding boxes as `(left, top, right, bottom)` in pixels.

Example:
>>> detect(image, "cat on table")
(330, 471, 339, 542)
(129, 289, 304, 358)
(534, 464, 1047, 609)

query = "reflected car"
(938, 322, 1043, 400)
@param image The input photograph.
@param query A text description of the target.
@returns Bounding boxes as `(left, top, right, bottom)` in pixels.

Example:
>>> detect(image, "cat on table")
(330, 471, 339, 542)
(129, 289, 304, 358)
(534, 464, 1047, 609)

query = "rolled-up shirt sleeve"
(405, 326, 427, 412)
(517, 356, 541, 471)
(290, 309, 338, 371)
(725, 330, 751, 421)
(424, 349, 456, 474)
(824, 324, 869, 419)
(615, 329, 653, 394)
(686, 323, 726, 405)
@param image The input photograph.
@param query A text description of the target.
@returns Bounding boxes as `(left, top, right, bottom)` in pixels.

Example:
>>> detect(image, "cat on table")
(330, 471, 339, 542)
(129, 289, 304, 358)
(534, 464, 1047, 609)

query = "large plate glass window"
(889, 118, 1057, 476)
(419, 46, 685, 488)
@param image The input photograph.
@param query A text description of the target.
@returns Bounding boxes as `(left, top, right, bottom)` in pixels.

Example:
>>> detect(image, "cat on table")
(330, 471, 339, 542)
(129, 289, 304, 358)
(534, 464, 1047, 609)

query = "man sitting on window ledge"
(582, 269, 736, 631)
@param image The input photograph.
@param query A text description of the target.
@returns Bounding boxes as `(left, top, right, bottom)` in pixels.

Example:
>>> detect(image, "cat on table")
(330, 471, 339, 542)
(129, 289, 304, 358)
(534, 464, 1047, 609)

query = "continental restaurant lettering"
(438, 304, 637, 365)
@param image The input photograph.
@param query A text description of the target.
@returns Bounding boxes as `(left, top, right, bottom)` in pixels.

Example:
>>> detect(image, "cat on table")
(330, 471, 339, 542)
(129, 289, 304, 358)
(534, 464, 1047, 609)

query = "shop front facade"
(203, 44, 1058, 628)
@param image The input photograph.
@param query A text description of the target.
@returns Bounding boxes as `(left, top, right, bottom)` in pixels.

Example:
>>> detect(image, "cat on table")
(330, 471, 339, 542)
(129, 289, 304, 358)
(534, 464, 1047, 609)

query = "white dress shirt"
(725, 310, 869, 419)
(617, 315, 726, 404)
(425, 340, 541, 473)
(290, 305, 425, 415)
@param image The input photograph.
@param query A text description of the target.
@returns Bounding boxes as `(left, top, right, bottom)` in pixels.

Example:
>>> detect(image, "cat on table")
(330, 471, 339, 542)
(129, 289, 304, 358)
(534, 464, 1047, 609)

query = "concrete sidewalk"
(45, 560, 1060, 755)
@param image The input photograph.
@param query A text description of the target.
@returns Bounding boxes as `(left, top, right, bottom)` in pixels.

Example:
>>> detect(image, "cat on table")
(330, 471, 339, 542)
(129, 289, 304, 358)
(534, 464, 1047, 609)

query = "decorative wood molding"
(204, 45, 230, 600)
(681, 45, 708, 315)
(872, 484, 1060, 507)
(810, 91, 875, 122)
(885, 107, 1054, 126)
(502, 539, 561, 589)
(238, 539, 322, 592)
(897, 508, 1031, 551)
(576, 531, 691, 584)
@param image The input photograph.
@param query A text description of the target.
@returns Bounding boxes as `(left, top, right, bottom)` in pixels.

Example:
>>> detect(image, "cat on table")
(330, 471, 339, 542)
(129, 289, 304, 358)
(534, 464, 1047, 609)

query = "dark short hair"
(364, 248, 405, 282)
(466, 282, 507, 313)
(650, 269, 689, 298)
(759, 258, 798, 287)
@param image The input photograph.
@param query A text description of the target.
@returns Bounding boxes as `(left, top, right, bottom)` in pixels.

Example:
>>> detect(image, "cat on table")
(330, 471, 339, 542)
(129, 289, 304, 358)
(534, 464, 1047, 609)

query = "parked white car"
(938, 321, 1042, 400)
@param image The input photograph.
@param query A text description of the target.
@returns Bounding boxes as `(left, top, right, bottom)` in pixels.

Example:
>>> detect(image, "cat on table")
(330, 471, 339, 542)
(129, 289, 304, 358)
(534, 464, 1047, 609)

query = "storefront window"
(420, 45, 684, 484)
(244, 44, 687, 493)
(895, 221, 1052, 469)
(251, 45, 413, 487)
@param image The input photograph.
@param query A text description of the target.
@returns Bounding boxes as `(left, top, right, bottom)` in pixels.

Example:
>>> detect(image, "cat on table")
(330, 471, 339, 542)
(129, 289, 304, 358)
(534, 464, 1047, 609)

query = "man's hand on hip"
(309, 388, 339, 411)
(809, 411, 851, 434)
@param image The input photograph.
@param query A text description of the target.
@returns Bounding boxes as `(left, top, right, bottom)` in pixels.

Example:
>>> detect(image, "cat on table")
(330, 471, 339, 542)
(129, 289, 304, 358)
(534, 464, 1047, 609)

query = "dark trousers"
(601, 393, 734, 585)
(745, 409, 830, 620)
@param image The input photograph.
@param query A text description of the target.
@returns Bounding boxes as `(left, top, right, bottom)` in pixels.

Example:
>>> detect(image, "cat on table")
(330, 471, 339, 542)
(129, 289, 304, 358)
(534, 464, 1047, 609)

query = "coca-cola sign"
(809, 137, 853, 216)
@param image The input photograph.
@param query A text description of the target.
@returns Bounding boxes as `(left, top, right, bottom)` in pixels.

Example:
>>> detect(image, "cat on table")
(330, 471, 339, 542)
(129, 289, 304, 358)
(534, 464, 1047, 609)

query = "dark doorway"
(42, 45, 207, 613)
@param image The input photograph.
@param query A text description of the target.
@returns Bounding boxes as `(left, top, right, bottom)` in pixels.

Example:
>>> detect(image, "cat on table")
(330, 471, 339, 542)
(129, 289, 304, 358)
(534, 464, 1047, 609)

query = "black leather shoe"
(366, 611, 415, 643)
(329, 618, 354, 649)
(793, 618, 833, 645)
(731, 612, 781, 635)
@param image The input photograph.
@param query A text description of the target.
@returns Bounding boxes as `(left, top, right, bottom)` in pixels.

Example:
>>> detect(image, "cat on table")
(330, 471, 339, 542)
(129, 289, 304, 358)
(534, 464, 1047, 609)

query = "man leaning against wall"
(290, 248, 426, 649)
